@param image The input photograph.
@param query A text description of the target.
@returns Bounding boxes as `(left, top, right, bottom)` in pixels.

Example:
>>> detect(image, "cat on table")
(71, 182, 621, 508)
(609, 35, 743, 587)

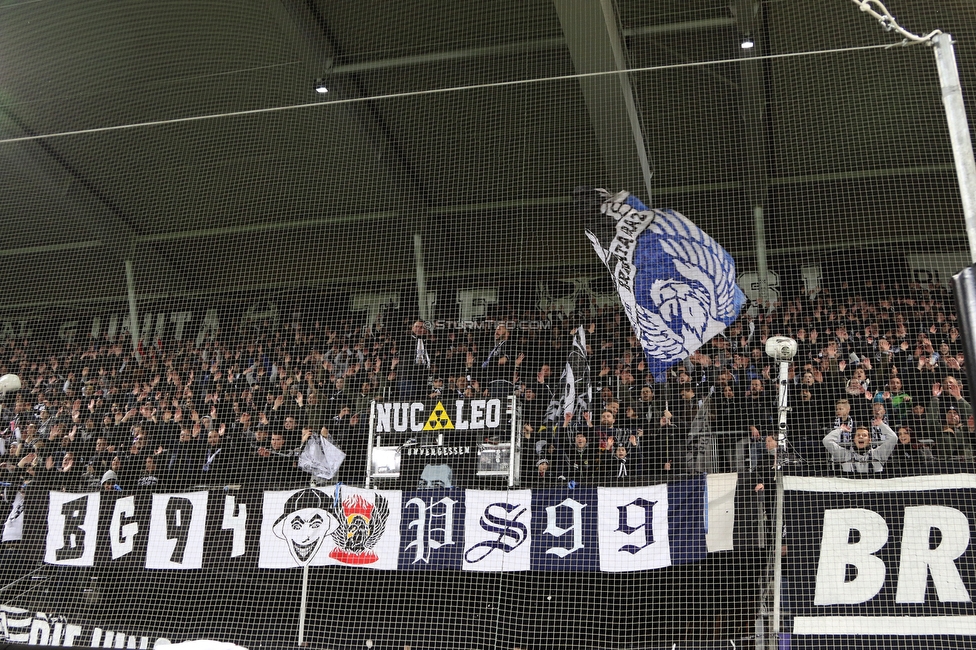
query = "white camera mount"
(765, 337, 797, 461)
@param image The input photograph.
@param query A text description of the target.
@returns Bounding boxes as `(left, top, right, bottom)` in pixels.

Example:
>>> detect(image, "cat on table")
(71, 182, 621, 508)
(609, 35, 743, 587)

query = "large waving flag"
(583, 189, 746, 381)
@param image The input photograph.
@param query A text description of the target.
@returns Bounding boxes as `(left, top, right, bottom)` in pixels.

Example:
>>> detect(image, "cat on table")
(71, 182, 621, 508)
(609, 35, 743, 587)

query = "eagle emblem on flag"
(581, 188, 745, 380)
(329, 492, 390, 565)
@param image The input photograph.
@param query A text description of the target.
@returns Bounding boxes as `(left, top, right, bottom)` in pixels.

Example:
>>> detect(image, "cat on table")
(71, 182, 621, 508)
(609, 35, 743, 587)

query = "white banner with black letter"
(146, 492, 209, 569)
(784, 474, 976, 648)
(462, 489, 532, 572)
(45, 492, 100, 566)
(597, 485, 671, 572)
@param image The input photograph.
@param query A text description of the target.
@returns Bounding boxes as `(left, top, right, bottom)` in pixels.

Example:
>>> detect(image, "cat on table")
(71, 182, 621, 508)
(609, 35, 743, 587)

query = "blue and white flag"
(585, 190, 746, 381)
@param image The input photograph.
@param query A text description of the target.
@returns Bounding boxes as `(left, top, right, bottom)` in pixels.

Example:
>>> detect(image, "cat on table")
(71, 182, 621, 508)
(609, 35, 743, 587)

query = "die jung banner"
(41, 477, 706, 573)
(784, 474, 976, 650)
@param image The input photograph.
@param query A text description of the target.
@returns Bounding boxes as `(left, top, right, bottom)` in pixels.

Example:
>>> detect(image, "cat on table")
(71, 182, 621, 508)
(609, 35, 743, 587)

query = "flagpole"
(770, 468, 784, 650)
(365, 400, 376, 488)
(763, 336, 796, 650)
(508, 395, 518, 487)
(297, 563, 310, 646)
(932, 35, 976, 263)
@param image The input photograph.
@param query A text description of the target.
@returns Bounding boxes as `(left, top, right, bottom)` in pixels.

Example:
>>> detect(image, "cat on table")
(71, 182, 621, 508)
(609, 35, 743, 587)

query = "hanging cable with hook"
(849, 0, 942, 45)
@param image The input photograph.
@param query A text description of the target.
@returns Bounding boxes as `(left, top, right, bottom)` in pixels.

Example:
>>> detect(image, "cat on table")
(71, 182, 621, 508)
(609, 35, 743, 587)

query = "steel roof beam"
(552, 0, 654, 200)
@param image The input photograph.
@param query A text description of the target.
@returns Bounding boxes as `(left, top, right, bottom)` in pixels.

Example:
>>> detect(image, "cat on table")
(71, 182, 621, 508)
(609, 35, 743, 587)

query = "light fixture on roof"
(740, 36, 755, 49)
(314, 79, 329, 94)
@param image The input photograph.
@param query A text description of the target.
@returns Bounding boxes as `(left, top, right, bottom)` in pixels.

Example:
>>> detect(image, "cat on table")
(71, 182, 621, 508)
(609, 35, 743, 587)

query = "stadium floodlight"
(314, 79, 329, 94)
(741, 37, 755, 49)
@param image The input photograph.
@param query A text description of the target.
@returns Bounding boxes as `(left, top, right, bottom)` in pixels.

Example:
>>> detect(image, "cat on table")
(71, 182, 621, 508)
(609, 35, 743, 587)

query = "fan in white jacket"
(823, 418, 897, 475)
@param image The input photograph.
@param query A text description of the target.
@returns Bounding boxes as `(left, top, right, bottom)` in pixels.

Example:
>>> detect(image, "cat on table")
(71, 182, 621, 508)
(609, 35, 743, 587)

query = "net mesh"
(0, 1, 974, 649)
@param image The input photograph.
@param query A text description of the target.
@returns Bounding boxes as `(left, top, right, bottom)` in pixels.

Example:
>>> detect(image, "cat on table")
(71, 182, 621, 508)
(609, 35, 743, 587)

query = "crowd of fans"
(0, 278, 970, 495)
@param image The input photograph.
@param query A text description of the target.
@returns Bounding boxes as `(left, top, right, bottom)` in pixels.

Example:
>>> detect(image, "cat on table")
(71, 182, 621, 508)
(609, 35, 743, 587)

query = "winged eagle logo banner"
(583, 189, 746, 381)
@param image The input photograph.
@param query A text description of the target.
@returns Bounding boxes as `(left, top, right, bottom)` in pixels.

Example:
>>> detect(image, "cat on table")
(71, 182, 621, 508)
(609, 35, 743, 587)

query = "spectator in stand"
(426, 375, 444, 399)
(635, 385, 661, 426)
(823, 419, 897, 476)
(0, 274, 972, 492)
(831, 399, 855, 446)
(715, 384, 739, 428)
(842, 378, 874, 425)
(604, 442, 640, 485)
(259, 430, 311, 488)
(166, 427, 201, 490)
(119, 437, 148, 487)
(453, 376, 474, 400)
(592, 379, 612, 409)
(744, 425, 771, 472)
(617, 367, 639, 407)
(741, 379, 773, 434)
(79, 463, 102, 491)
(54, 452, 80, 491)
(672, 384, 698, 429)
(906, 401, 933, 442)
(527, 458, 559, 488)
(887, 426, 931, 476)
(481, 323, 522, 399)
(645, 410, 677, 481)
(520, 387, 546, 431)
(352, 382, 373, 419)
(326, 379, 348, 420)
(745, 348, 768, 382)
(560, 429, 600, 486)
(280, 414, 303, 448)
(100, 469, 121, 492)
(833, 325, 853, 361)
(869, 403, 889, 443)
(873, 375, 912, 427)
(928, 376, 971, 431)
(398, 320, 431, 401)
(619, 403, 644, 433)
(135, 456, 164, 491)
(155, 406, 181, 449)
(934, 406, 973, 460)
(907, 349, 942, 398)
(594, 410, 621, 452)
(200, 429, 235, 486)
(19, 423, 39, 455)
(791, 383, 823, 438)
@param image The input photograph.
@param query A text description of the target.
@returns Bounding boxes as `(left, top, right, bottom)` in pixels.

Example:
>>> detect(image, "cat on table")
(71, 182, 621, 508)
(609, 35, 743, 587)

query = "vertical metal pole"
(951, 268, 976, 407)
(754, 205, 770, 308)
(770, 470, 785, 650)
(776, 360, 790, 439)
(933, 34, 976, 264)
(297, 563, 309, 646)
(365, 400, 376, 489)
(507, 395, 517, 487)
(414, 233, 429, 322)
(124, 260, 142, 363)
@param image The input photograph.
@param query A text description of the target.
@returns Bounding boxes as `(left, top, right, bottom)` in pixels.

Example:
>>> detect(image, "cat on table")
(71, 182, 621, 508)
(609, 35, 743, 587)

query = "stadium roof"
(0, 0, 973, 308)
